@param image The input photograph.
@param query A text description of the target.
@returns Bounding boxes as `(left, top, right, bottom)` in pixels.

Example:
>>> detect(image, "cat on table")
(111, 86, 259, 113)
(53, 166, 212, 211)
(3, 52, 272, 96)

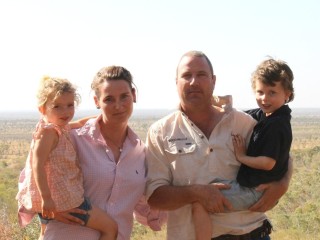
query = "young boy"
(193, 58, 294, 240)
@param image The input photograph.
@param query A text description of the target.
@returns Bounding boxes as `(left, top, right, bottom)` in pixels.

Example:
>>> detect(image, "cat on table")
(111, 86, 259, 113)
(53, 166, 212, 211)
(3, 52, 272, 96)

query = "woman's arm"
(69, 116, 96, 129)
(32, 128, 58, 218)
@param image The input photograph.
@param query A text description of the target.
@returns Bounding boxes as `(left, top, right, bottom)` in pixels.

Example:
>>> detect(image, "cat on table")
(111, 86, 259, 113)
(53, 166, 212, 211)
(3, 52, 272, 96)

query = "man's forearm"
(280, 156, 293, 189)
(148, 185, 199, 210)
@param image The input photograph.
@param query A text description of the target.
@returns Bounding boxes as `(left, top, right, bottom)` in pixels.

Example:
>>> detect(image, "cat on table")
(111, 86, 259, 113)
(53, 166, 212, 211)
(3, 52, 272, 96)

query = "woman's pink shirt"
(44, 116, 165, 240)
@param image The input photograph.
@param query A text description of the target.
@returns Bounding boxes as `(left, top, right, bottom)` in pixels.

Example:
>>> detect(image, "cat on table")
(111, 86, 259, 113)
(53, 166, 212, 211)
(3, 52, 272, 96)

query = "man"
(145, 50, 292, 240)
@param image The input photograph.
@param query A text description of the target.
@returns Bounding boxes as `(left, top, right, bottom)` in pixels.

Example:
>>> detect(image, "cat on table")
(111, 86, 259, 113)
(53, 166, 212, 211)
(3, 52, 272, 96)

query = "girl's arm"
(69, 116, 97, 129)
(32, 128, 58, 218)
(232, 134, 275, 170)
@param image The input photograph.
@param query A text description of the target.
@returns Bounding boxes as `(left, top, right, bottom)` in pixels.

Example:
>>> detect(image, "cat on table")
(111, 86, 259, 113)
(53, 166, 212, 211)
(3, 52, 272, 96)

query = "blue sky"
(0, 0, 319, 111)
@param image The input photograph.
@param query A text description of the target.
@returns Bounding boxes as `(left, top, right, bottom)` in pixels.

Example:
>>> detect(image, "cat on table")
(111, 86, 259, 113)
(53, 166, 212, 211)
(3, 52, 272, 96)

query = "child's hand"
(232, 134, 247, 163)
(42, 197, 56, 219)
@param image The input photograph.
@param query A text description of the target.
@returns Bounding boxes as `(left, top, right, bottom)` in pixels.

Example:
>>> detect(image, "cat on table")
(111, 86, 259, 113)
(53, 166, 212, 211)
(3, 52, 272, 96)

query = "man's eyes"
(181, 73, 192, 79)
(181, 72, 208, 79)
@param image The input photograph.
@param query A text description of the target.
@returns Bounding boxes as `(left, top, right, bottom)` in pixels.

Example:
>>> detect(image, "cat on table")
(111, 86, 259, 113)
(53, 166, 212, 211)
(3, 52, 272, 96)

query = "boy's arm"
(33, 128, 58, 218)
(69, 115, 96, 129)
(232, 134, 275, 170)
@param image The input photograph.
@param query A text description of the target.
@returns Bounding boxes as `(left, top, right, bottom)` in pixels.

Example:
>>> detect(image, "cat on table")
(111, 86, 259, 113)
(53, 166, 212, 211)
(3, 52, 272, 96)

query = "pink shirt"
(16, 120, 84, 226)
(44, 116, 166, 240)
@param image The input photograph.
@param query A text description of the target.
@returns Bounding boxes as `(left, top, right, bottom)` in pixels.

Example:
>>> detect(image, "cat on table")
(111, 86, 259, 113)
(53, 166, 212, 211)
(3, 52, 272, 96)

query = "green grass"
(1, 115, 320, 240)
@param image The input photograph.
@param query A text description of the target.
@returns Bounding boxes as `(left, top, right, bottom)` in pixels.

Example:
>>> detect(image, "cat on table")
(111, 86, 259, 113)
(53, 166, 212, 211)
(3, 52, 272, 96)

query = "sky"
(0, 0, 319, 112)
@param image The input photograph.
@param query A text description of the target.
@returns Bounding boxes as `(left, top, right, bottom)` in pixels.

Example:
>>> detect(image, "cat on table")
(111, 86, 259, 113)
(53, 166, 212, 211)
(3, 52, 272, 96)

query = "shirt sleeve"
(257, 120, 291, 161)
(145, 123, 172, 200)
(133, 195, 167, 231)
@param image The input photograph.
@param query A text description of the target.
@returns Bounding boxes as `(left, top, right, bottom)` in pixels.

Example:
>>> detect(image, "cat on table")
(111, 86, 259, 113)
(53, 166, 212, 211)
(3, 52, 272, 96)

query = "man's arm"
(148, 184, 232, 213)
(249, 156, 293, 212)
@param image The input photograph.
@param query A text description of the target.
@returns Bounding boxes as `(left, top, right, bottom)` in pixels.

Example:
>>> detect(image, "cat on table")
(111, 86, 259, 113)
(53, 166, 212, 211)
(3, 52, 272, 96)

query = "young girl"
(16, 76, 118, 240)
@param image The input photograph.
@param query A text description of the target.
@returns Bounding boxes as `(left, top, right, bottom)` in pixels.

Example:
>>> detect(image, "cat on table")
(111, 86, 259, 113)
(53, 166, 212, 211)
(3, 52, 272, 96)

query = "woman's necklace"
(106, 137, 123, 152)
(103, 129, 128, 153)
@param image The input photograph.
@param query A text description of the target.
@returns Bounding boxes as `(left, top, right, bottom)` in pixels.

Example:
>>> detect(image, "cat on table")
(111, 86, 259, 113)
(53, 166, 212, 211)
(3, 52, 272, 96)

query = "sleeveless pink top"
(16, 120, 84, 214)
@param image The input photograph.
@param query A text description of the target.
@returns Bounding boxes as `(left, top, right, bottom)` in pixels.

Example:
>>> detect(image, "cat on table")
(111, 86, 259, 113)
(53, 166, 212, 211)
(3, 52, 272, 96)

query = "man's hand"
(54, 208, 87, 225)
(250, 156, 293, 212)
(249, 181, 287, 212)
(196, 183, 233, 213)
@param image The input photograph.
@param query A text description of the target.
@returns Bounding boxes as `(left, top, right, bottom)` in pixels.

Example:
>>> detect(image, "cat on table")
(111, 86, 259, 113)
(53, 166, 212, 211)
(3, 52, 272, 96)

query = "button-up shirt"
(146, 109, 267, 240)
(44, 115, 165, 240)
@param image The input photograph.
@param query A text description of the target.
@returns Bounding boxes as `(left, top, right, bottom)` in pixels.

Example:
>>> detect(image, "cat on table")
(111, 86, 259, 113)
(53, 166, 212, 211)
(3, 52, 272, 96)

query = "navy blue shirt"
(237, 105, 292, 188)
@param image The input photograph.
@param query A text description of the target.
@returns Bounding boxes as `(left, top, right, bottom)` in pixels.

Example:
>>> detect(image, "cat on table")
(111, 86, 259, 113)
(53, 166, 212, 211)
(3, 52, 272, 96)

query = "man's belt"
(212, 219, 272, 240)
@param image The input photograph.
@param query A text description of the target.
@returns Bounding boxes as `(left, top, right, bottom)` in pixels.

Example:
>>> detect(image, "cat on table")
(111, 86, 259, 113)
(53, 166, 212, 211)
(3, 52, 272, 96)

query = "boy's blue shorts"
(38, 198, 92, 225)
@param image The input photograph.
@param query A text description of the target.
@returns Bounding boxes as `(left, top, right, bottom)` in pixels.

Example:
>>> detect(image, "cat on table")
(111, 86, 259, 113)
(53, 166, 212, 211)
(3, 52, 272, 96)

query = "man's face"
(176, 55, 216, 109)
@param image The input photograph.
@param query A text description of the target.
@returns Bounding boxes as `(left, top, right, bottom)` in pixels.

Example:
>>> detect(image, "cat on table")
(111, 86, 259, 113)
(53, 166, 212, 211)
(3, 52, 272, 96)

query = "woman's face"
(94, 79, 136, 124)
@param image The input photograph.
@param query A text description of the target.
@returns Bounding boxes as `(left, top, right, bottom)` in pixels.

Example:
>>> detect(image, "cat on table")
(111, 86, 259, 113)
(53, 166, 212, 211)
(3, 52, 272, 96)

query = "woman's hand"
(54, 208, 87, 225)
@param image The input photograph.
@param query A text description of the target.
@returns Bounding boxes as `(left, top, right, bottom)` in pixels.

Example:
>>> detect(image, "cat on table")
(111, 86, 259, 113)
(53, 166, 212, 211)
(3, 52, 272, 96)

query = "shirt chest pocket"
(164, 141, 202, 185)
(165, 140, 196, 155)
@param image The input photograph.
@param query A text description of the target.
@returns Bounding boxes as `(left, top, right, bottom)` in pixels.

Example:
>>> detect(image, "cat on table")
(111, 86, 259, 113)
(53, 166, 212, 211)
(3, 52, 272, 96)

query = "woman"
(43, 66, 165, 240)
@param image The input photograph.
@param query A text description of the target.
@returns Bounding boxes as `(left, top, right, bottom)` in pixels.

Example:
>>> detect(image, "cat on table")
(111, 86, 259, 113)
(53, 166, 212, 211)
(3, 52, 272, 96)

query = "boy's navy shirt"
(237, 105, 292, 188)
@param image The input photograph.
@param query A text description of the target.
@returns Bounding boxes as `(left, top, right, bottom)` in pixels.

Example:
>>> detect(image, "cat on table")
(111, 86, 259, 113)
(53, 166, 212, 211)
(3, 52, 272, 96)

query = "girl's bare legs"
(87, 205, 118, 240)
(38, 223, 46, 240)
(192, 202, 212, 240)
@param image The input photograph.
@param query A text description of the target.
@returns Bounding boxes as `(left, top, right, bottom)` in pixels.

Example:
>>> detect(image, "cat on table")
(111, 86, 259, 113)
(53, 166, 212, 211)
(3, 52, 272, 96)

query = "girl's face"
(254, 80, 291, 116)
(41, 92, 75, 127)
(94, 79, 136, 125)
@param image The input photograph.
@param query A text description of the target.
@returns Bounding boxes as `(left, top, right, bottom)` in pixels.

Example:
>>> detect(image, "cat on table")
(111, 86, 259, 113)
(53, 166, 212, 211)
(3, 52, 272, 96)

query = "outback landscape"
(0, 109, 319, 240)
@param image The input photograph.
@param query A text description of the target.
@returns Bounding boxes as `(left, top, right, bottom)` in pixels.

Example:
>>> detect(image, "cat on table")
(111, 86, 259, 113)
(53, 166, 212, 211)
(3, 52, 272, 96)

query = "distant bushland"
(0, 109, 319, 239)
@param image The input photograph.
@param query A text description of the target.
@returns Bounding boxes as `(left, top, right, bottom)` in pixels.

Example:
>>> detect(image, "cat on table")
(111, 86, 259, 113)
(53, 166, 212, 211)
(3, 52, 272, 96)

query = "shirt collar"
(75, 114, 141, 146)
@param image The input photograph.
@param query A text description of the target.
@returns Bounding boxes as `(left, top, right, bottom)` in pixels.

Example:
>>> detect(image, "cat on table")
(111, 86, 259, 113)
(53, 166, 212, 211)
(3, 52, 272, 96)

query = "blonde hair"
(37, 76, 81, 108)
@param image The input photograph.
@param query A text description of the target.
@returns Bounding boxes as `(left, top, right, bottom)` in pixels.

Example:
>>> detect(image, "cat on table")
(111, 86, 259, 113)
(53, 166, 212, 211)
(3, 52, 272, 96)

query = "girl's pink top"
(43, 116, 166, 240)
(16, 120, 84, 226)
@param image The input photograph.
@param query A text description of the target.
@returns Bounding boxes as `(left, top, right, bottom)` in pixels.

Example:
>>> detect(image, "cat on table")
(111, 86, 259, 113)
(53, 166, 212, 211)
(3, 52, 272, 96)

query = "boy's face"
(254, 80, 291, 116)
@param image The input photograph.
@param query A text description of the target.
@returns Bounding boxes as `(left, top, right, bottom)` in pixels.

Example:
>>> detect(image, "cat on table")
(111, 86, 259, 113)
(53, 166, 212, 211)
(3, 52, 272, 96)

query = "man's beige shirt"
(146, 109, 267, 240)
